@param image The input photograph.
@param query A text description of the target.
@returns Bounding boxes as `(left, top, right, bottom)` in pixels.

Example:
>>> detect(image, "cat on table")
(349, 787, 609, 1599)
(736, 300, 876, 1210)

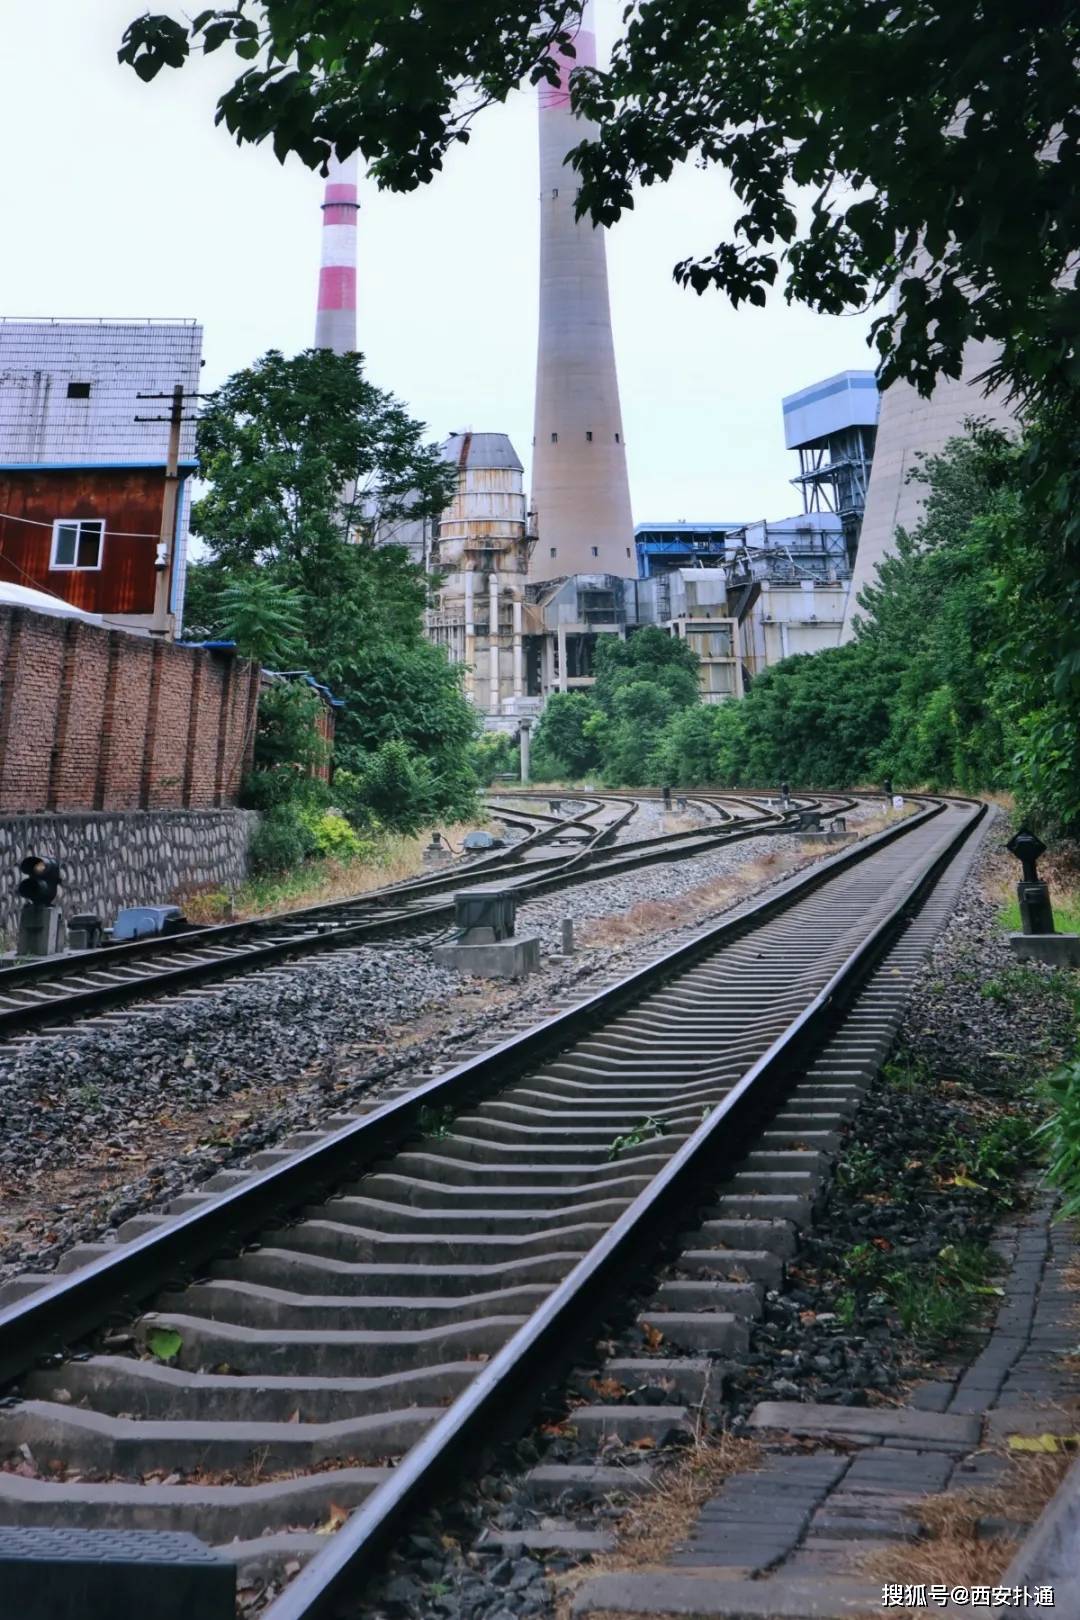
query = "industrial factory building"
(421, 356, 876, 721)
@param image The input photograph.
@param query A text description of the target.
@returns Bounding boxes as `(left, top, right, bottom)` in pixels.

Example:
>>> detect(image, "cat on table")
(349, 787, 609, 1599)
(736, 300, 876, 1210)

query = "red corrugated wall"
(0, 468, 165, 613)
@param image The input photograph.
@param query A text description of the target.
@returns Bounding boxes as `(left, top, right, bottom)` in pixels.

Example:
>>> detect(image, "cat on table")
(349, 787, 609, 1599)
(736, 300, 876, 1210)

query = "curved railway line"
(0, 792, 987, 1618)
(0, 791, 835, 1037)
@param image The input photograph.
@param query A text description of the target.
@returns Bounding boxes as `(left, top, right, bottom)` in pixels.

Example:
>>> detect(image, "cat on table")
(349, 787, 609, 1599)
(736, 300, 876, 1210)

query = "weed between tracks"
(579, 852, 794, 949)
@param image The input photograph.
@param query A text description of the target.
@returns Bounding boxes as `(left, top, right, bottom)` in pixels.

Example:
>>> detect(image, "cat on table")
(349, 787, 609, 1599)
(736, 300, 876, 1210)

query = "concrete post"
(561, 916, 575, 955)
(488, 571, 500, 715)
(513, 596, 524, 698)
(17, 905, 63, 957)
(519, 718, 532, 783)
(464, 572, 475, 702)
(557, 624, 568, 692)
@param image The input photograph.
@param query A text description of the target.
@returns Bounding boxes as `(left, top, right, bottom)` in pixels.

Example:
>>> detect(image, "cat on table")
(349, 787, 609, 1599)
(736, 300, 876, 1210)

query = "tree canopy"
(188, 347, 479, 841)
(532, 424, 1080, 836)
(120, 3, 1079, 398)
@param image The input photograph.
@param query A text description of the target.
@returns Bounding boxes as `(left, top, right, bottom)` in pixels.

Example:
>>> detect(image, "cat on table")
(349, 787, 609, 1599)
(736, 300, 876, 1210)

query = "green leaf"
(147, 1328, 183, 1363)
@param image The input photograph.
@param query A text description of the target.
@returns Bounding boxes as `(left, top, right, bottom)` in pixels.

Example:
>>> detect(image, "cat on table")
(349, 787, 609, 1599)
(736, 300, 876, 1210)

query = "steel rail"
(0, 796, 787, 1036)
(0, 796, 602, 995)
(265, 794, 985, 1620)
(0, 794, 944, 1386)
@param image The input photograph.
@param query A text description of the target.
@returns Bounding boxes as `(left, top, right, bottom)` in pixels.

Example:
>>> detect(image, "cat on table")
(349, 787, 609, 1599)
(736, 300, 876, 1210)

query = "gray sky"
(4, 0, 878, 522)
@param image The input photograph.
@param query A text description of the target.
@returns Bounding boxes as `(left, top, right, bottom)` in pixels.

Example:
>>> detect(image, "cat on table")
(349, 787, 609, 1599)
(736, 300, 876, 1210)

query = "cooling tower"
(841, 338, 1017, 638)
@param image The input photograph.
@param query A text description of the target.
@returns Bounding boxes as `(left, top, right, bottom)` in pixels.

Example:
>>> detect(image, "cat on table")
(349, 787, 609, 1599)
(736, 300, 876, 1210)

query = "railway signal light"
(18, 855, 61, 907)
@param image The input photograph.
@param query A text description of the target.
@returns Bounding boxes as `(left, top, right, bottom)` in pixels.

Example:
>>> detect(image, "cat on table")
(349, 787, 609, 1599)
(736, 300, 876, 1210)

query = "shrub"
(1039, 1054, 1080, 1219)
(469, 731, 519, 785)
(297, 806, 372, 861)
(249, 804, 316, 873)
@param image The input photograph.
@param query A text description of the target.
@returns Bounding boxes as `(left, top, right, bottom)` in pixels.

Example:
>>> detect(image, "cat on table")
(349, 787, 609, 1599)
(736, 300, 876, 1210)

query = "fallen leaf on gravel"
(1008, 1434, 1076, 1452)
(316, 1503, 349, 1535)
(631, 1437, 656, 1449)
(642, 1323, 664, 1351)
(287, 1409, 300, 1423)
(589, 1378, 627, 1400)
(283, 1560, 301, 1576)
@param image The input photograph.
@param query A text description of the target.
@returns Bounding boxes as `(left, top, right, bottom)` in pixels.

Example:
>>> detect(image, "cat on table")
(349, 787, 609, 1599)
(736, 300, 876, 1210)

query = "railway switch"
(434, 884, 539, 978)
(454, 886, 517, 944)
(67, 913, 103, 950)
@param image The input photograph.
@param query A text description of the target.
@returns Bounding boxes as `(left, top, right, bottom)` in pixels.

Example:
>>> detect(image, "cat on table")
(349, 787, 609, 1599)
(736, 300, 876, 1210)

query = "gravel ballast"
(0, 818, 838, 1278)
(342, 821, 1080, 1620)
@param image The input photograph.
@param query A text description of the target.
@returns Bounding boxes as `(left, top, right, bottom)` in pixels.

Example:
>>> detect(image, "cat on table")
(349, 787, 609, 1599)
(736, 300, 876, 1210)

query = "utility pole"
(136, 386, 200, 639)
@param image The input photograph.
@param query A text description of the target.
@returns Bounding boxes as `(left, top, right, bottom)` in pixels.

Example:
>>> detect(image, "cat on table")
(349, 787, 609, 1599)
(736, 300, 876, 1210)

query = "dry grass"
(551, 1431, 761, 1618)
(860, 1452, 1071, 1592)
(577, 852, 794, 951)
(181, 820, 491, 924)
(577, 805, 923, 953)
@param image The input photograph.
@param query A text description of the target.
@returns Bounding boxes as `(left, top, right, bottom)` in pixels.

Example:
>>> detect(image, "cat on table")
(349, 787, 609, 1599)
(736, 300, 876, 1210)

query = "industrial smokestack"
(529, 0, 635, 583)
(315, 154, 360, 354)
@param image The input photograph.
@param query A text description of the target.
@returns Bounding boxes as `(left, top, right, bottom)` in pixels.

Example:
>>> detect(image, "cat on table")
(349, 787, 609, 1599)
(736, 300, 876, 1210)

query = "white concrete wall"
(842, 338, 1016, 638)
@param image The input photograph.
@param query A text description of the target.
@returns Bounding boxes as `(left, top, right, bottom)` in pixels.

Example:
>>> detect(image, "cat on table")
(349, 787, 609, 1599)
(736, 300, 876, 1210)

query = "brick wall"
(0, 605, 259, 814)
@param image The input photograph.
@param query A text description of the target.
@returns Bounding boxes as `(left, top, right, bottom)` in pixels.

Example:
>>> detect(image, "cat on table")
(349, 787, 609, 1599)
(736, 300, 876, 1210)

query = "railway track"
(0, 792, 985, 1617)
(0, 792, 809, 1038)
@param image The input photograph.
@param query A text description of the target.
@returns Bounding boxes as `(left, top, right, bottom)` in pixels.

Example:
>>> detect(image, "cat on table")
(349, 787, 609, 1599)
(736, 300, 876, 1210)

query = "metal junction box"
(454, 886, 517, 944)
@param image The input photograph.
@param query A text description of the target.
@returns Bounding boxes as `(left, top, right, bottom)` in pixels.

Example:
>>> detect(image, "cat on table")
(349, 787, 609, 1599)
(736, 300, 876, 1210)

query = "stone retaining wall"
(0, 810, 258, 945)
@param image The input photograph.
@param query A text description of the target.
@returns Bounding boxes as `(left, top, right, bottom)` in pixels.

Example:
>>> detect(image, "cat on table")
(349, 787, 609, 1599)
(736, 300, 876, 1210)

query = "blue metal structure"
(780, 371, 879, 567)
(633, 521, 745, 580)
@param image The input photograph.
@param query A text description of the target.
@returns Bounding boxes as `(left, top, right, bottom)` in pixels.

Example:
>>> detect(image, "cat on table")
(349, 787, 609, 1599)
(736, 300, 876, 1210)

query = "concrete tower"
(314, 155, 359, 354)
(840, 338, 1017, 639)
(529, 0, 635, 584)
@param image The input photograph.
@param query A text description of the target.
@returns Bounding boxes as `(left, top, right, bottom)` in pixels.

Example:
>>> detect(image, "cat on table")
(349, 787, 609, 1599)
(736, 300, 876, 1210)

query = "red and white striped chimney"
(315, 154, 359, 354)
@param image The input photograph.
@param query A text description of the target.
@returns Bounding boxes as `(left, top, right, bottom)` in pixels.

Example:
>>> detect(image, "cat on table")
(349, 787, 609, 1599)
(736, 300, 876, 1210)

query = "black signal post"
(1006, 828, 1055, 935)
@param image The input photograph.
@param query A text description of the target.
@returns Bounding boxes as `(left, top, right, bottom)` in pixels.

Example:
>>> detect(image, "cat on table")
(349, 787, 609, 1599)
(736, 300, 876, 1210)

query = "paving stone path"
(572, 1193, 1080, 1618)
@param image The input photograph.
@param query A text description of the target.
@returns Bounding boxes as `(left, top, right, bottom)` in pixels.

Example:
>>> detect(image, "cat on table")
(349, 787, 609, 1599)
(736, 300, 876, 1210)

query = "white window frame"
(50, 518, 106, 573)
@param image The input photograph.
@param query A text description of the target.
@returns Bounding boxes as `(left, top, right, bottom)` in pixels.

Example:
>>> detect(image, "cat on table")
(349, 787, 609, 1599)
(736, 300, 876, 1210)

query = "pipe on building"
(512, 596, 524, 699)
(489, 571, 500, 715)
(464, 573, 475, 702)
